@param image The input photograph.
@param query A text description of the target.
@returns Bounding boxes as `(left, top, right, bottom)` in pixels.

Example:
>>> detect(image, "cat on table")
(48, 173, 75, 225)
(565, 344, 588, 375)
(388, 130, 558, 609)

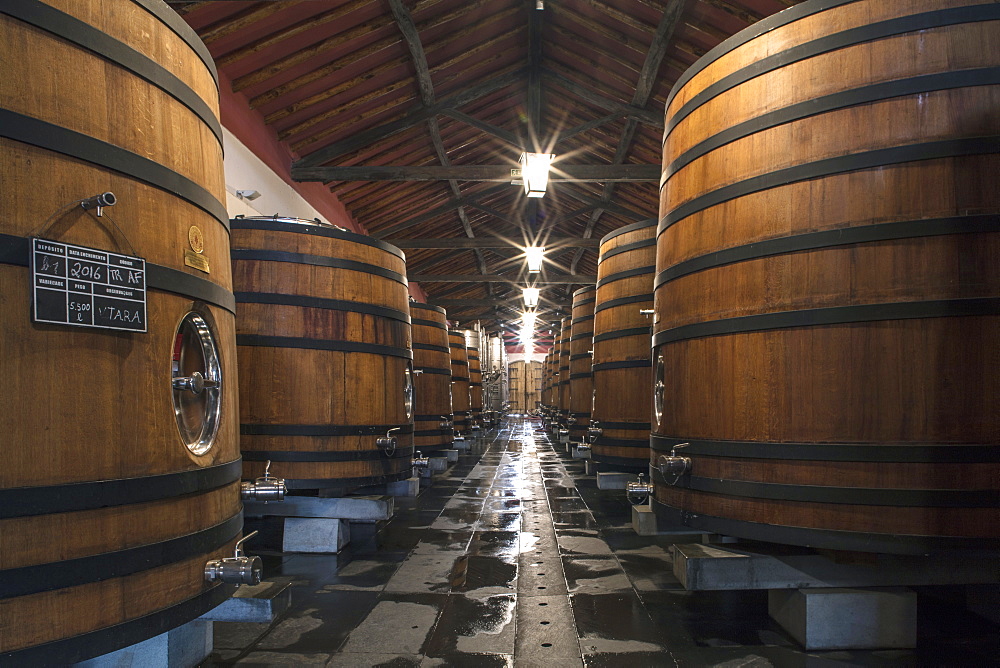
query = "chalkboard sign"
(31, 238, 147, 332)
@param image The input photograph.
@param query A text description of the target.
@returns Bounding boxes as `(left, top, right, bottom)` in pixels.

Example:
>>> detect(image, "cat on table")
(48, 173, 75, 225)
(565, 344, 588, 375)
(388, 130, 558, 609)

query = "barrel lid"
(410, 302, 446, 315)
(600, 219, 657, 246)
(231, 216, 406, 261)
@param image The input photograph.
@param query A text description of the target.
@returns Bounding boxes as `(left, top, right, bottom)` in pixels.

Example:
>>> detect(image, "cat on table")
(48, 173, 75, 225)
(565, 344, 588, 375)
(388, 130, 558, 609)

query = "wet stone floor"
(204, 420, 1000, 667)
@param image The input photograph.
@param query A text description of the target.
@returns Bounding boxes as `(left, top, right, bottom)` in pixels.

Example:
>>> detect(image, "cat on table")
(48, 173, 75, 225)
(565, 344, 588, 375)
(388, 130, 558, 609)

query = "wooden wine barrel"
(449, 330, 471, 434)
(557, 317, 572, 421)
(653, 0, 1000, 555)
(0, 2, 241, 662)
(591, 220, 656, 472)
(232, 217, 414, 492)
(468, 346, 483, 426)
(569, 286, 596, 443)
(410, 302, 454, 454)
(541, 351, 553, 410)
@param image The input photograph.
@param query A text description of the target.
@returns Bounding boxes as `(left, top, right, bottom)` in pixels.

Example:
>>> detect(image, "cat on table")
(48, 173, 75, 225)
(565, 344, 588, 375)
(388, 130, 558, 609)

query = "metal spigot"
(241, 460, 286, 502)
(588, 420, 602, 444)
(439, 415, 452, 430)
(412, 450, 430, 468)
(172, 370, 219, 395)
(658, 442, 692, 479)
(205, 531, 262, 585)
(377, 427, 401, 456)
(81, 192, 116, 216)
(639, 309, 654, 316)
(558, 428, 570, 444)
(626, 473, 654, 505)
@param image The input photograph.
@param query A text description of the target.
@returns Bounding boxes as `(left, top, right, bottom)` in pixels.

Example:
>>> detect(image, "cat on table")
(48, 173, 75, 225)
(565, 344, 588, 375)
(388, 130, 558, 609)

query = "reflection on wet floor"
(205, 420, 1000, 667)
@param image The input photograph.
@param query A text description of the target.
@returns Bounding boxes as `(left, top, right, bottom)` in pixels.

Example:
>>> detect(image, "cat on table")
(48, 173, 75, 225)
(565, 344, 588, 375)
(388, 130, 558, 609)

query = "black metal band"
(598, 237, 657, 262)
(412, 342, 450, 353)
(594, 293, 653, 314)
(569, 353, 593, 361)
(665, 4, 1000, 137)
(592, 359, 651, 372)
(0, 511, 242, 599)
(0, 110, 229, 230)
(415, 414, 452, 421)
(470, 382, 483, 387)
(649, 497, 1000, 556)
(415, 366, 452, 375)
(230, 219, 405, 260)
(664, 472, 1000, 508)
(450, 343, 467, 349)
(590, 453, 649, 472)
(0, 583, 234, 666)
(593, 326, 651, 343)
(596, 420, 652, 430)
(660, 136, 1000, 231)
(412, 317, 448, 329)
(0, 233, 236, 313)
(571, 315, 595, 326)
(237, 335, 413, 360)
(132, 0, 219, 88)
(3, 2, 222, 146)
(649, 434, 1000, 463)
(284, 469, 414, 491)
(569, 334, 593, 344)
(652, 297, 1000, 346)
(231, 249, 407, 285)
(411, 442, 453, 451)
(573, 285, 597, 296)
(451, 360, 469, 366)
(569, 372, 593, 380)
(410, 302, 446, 314)
(453, 410, 470, 416)
(600, 218, 658, 245)
(596, 265, 656, 289)
(667, 67, 1000, 180)
(242, 447, 414, 462)
(241, 423, 413, 437)
(593, 436, 650, 448)
(655, 214, 1000, 288)
(0, 459, 242, 520)
(235, 291, 411, 324)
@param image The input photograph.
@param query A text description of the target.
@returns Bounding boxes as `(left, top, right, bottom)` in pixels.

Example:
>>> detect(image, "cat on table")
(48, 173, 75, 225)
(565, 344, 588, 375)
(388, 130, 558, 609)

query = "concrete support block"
(571, 444, 591, 459)
(75, 619, 212, 668)
(387, 477, 420, 497)
(443, 449, 459, 463)
(245, 496, 393, 522)
(632, 504, 658, 536)
(597, 472, 633, 490)
(453, 437, 469, 451)
(282, 517, 350, 553)
(200, 581, 292, 623)
(769, 587, 917, 650)
(428, 456, 449, 472)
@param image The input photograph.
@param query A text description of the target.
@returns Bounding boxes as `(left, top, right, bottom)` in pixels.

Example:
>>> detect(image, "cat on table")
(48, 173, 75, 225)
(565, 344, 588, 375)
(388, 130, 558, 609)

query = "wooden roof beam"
(387, 237, 600, 249)
(291, 164, 658, 182)
(412, 274, 596, 284)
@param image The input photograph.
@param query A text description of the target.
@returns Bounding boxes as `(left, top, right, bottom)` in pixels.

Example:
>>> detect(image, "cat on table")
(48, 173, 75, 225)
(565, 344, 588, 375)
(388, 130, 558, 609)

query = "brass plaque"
(184, 249, 210, 273)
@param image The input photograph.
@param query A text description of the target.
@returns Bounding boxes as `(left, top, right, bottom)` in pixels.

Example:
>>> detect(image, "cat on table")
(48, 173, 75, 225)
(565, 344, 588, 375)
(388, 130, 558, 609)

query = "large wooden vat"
(653, 0, 1000, 554)
(468, 345, 483, 426)
(0, 1, 241, 662)
(557, 317, 572, 421)
(232, 217, 414, 492)
(410, 303, 454, 454)
(541, 351, 553, 410)
(449, 330, 471, 434)
(591, 220, 656, 472)
(569, 287, 596, 443)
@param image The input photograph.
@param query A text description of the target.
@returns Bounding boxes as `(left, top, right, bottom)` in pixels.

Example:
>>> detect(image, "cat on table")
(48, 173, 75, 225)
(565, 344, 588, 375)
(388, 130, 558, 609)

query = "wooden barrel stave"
(1, 1, 239, 660)
(468, 346, 483, 426)
(569, 287, 596, 442)
(653, 0, 1000, 554)
(557, 317, 571, 421)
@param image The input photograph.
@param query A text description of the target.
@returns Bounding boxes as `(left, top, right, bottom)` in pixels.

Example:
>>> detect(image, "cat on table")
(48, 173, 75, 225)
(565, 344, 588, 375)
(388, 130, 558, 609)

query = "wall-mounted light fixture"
(519, 153, 554, 198)
(236, 189, 261, 201)
(522, 287, 540, 308)
(525, 246, 544, 273)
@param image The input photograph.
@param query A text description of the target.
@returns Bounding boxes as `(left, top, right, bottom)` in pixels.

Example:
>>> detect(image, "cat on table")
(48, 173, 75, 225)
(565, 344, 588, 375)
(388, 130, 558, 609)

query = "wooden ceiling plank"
(199, 2, 295, 45)
(542, 67, 662, 126)
(387, 237, 599, 249)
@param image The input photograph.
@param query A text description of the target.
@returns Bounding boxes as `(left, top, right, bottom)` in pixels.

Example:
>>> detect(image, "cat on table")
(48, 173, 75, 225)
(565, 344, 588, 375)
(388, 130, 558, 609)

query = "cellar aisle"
(204, 420, 999, 667)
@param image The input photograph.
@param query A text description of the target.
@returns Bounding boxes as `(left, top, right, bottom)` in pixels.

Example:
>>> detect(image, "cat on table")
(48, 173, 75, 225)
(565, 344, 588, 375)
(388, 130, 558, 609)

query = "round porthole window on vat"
(171, 311, 222, 455)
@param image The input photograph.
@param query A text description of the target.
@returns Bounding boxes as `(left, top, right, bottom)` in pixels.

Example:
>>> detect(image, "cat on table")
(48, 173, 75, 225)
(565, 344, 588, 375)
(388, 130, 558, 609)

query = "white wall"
(222, 127, 333, 223)
(507, 352, 546, 365)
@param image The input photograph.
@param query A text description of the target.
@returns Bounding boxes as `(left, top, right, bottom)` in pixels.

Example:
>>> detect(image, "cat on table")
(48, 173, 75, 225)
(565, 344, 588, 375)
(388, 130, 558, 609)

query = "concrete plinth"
(283, 517, 350, 553)
(428, 456, 449, 472)
(769, 587, 917, 650)
(597, 472, 633, 490)
(571, 445, 591, 459)
(632, 504, 658, 536)
(200, 580, 292, 623)
(75, 618, 212, 668)
(245, 496, 393, 522)
(453, 437, 469, 451)
(387, 477, 420, 497)
(443, 449, 459, 463)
